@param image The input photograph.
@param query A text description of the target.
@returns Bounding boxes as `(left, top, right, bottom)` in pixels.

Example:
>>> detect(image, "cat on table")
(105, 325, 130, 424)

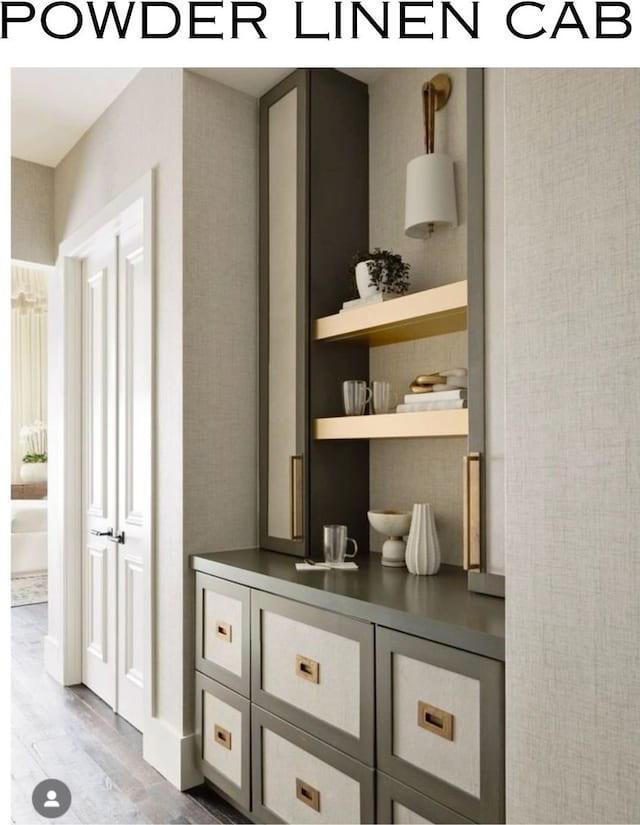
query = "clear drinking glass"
(371, 381, 397, 414)
(323, 525, 358, 564)
(343, 380, 371, 415)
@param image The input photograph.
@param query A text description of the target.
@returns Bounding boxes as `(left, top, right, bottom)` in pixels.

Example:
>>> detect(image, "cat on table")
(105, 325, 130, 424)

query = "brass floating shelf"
(313, 281, 467, 347)
(313, 409, 468, 440)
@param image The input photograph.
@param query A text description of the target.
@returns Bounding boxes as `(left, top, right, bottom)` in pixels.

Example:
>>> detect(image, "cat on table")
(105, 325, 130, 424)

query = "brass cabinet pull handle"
(417, 700, 454, 741)
(295, 654, 319, 684)
(215, 620, 232, 642)
(290, 455, 304, 540)
(463, 452, 481, 571)
(296, 778, 320, 811)
(214, 724, 232, 750)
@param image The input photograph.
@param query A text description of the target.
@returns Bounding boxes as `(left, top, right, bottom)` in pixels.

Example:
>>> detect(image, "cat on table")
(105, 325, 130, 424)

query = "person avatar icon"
(33, 778, 72, 817)
(44, 790, 60, 808)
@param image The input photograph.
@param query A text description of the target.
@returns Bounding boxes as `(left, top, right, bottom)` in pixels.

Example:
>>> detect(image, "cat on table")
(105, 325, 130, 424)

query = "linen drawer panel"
(251, 706, 375, 824)
(194, 672, 251, 811)
(376, 627, 504, 823)
(251, 590, 374, 763)
(195, 573, 250, 696)
(377, 772, 474, 825)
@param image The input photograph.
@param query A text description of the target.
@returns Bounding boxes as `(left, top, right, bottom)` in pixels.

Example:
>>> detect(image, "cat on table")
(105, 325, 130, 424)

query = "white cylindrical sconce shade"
(404, 152, 457, 238)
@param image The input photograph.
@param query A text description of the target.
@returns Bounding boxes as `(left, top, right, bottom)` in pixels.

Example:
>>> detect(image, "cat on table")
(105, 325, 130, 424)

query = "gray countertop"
(190, 548, 505, 661)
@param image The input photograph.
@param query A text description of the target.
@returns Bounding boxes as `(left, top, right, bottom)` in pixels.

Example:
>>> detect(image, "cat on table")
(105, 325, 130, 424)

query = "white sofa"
(11, 500, 47, 575)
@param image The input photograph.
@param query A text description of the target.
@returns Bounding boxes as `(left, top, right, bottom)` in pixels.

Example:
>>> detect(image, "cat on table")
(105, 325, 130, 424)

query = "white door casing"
(81, 202, 149, 731)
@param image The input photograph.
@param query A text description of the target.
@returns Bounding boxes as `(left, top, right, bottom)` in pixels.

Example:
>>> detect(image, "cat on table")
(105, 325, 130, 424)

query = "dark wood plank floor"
(11, 603, 248, 824)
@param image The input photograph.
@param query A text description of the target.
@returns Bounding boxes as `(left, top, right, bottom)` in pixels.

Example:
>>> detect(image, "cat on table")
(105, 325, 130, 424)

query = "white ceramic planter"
(20, 462, 47, 483)
(355, 261, 379, 299)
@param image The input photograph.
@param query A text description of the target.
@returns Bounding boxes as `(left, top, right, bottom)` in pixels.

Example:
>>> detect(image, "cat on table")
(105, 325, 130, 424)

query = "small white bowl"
(367, 509, 412, 538)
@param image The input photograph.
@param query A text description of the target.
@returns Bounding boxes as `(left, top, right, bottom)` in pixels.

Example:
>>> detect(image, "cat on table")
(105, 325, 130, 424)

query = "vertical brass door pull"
(463, 452, 481, 571)
(290, 455, 304, 540)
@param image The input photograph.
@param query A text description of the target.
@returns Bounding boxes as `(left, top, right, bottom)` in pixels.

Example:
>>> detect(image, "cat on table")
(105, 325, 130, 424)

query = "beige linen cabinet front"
(376, 627, 504, 823)
(251, 590, 375, 764)
(195, 573, 251, 697)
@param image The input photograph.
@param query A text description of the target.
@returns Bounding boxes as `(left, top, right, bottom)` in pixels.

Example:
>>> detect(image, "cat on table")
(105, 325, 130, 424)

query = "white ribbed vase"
(405, 503, 440, 575)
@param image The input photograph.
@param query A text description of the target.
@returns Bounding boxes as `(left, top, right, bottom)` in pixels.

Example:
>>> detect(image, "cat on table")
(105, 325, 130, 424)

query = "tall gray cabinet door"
(259, 69, 370, 559)
(376, 627, 504, 824)
(259, 71, 307, 557)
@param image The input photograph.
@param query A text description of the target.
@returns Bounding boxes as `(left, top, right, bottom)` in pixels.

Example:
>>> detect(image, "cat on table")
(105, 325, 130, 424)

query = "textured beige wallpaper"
(182, 71, 259, 729)
(368, 69, 468, 564)
(11, 157, 54, 264)
(504, 69, 640, 823)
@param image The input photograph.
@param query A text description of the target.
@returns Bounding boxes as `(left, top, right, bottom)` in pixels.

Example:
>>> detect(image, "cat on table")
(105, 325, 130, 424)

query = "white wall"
(505, 68, 640, 823)
(11, 157, 55, 265)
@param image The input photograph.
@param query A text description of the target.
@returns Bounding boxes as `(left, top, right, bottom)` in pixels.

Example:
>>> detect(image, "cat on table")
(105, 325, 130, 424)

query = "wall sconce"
(404, 73, 457, 238)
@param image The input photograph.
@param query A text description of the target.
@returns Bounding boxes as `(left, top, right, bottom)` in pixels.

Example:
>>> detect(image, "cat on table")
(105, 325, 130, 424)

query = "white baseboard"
(143, 717, 203, 790)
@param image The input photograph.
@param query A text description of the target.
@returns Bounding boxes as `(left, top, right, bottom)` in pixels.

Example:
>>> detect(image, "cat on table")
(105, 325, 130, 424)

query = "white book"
(397, 400, 467, 412)
(403, 389, 466, 404)
(340, 293, 393, 312)
(446, 376, 468, 388)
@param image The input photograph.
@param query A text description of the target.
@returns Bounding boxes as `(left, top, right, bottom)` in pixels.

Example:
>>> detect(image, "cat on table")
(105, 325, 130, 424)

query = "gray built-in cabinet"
(191, 550, 505, 823)
(259, 68, 370, 558)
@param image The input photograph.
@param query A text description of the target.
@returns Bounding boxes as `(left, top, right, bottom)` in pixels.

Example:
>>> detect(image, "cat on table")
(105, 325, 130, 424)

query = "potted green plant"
(19, 422, 48, 483)
(350, 248, 411, 299)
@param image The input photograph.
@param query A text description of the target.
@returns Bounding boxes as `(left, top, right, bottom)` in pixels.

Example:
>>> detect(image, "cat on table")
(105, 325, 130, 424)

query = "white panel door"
(82, 207, 149, 733)
(115, 218, 149, 731)
(82, 230, 118, 708)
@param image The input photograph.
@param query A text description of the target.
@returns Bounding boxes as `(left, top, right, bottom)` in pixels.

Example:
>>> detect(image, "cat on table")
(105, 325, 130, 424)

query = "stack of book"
(396, 388, 467, 412)
(397, 368, 468, 412)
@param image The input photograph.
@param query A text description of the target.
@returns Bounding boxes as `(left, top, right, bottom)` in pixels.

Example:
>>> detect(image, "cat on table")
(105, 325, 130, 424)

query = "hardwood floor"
(11, 603, 249, 824)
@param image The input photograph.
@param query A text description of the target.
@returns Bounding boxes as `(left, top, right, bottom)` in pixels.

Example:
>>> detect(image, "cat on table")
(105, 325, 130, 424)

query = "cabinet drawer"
(377, 772, 474, 824)
(251, 591, 374, 763)
(195, 573, 250, 696)
(252, 706, 374, 824)
(194, 672, 251, 811)
(376, 627, 504, 823)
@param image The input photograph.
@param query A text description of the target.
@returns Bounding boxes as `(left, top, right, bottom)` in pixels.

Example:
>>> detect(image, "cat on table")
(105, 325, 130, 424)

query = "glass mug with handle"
(323, 525, 358, 564)
(343, 380, 371, 416)
(371, 380, 398, 414)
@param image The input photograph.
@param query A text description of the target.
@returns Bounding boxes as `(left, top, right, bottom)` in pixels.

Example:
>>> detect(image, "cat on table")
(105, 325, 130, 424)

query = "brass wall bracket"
(422, 73, 452, 154)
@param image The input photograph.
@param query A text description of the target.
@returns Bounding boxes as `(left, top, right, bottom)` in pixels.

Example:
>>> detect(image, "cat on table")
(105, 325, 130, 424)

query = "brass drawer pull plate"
(215, 620, 232, 642)
(295, 654, 319, 684)
(214, 724, 232, 750)
(417, 700, 454, 741)
(296, 778, 320, 812)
